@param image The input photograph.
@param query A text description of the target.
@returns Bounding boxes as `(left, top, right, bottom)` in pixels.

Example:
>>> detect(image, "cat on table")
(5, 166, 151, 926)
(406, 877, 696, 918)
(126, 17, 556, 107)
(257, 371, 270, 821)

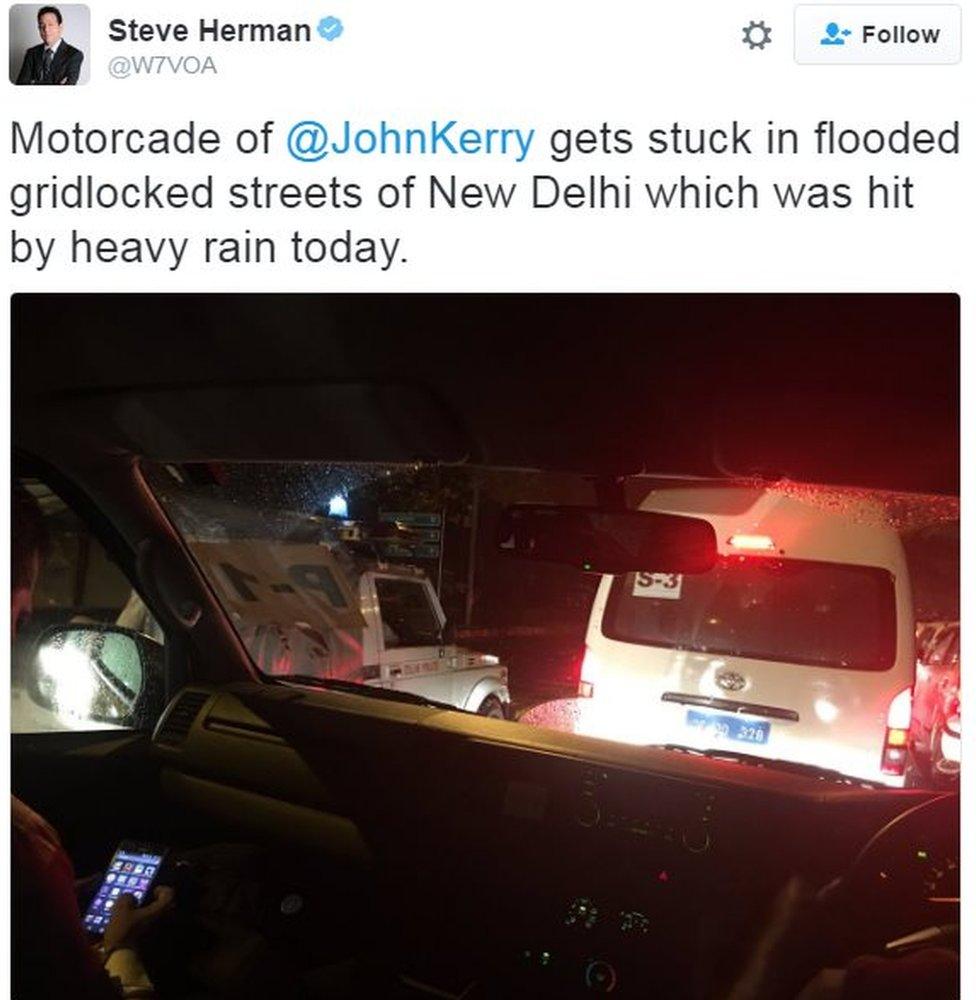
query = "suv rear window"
(602, 557, 897, 671)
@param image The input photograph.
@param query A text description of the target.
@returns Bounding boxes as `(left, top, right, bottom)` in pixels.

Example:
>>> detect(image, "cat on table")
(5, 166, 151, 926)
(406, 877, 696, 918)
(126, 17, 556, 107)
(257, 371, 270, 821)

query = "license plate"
(686, 709, 770, 745)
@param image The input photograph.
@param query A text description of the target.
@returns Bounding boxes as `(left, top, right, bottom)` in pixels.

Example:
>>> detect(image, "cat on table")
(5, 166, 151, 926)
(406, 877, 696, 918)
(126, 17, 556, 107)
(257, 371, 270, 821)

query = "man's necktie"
(42, 48, 53, 82)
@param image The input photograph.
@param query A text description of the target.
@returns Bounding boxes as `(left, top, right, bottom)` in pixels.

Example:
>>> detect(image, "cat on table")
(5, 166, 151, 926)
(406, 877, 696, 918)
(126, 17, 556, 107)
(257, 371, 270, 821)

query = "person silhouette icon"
(821, 22, 846, 45)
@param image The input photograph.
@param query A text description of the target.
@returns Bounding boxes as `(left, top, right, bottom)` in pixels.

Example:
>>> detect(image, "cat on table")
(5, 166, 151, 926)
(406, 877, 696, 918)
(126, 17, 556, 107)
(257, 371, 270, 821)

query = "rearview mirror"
(27, 624, 166, 730)
(496, 504, 717, 574)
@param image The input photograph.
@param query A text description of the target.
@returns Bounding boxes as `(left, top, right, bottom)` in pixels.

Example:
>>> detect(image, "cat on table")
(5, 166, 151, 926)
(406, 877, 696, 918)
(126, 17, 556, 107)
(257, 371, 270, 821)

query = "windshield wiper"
(276, 674, 456, 711)
(659, 743, 886, 789)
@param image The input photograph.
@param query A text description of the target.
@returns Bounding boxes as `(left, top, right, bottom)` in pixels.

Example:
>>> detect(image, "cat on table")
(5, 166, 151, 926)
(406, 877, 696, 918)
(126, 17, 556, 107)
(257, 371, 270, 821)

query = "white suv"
(575, 485, 916, 787)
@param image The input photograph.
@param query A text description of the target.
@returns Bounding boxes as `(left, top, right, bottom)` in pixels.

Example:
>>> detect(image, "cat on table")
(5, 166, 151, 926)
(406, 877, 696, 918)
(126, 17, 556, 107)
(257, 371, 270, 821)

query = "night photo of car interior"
(10, 294, 959, 999)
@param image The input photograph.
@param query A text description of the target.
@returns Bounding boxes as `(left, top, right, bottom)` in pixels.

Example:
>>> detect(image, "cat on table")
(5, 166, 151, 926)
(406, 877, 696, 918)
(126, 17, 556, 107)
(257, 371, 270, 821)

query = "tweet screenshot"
(3, 3, 970, 999)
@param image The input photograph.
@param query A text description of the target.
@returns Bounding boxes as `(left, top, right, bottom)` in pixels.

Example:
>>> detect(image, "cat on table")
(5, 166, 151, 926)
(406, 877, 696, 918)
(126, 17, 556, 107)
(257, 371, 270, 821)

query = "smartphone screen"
(82, 842, 166, 936)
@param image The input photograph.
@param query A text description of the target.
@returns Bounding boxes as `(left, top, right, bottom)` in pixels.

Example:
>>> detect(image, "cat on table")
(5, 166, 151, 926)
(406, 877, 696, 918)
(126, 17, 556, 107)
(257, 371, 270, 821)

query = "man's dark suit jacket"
(16, 41, 84, 85)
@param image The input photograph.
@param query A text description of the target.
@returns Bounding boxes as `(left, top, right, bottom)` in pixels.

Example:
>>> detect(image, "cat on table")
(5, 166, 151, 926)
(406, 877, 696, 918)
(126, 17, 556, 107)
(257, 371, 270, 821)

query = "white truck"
(198, 541, 512, 718)
(354, 563, 511, 717)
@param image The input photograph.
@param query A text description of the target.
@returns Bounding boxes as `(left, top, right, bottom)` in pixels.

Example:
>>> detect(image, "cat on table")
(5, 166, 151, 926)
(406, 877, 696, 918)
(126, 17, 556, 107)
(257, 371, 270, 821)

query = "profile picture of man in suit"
(16, 5, 84, 84)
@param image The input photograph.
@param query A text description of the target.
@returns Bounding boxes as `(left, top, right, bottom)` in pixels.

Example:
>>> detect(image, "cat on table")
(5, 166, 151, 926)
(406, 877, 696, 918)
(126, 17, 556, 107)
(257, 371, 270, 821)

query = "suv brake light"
(728, 533, 776, 552)
(578, 648, 599, 698)
(881, 687, 913, 776)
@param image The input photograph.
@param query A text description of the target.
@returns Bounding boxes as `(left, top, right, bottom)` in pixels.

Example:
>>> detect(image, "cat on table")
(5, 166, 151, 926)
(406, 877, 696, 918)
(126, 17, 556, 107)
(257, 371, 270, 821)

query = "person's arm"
(100, 888, 175, 998)
(12, 798, 172, 999)
(842, 949, 959, 1000)
(12, 797, 123, 999)
(726, 874, 959, 1000)
(59, 48, 83, 85)
(103, 948, 156, 999)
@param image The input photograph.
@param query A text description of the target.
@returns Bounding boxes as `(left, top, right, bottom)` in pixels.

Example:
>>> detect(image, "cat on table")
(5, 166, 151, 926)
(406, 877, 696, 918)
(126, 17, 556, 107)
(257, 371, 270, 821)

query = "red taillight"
(881, 745, 907, 776)
(578, 648, 599, 698)
(881, 687, 913, 776)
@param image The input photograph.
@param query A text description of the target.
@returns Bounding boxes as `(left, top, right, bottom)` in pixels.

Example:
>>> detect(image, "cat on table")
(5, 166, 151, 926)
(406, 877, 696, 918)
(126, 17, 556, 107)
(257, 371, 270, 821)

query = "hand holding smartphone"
(82, 841, 168, 936)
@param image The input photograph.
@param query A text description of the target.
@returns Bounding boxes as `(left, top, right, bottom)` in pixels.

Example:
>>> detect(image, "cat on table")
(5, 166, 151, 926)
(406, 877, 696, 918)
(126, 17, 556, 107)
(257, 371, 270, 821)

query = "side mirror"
(28, 624, 166, 731)
(496, 504, 717, 575)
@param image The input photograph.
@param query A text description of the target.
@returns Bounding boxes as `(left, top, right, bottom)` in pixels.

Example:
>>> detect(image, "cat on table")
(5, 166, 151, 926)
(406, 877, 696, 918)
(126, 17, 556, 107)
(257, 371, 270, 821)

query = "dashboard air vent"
(154, 689, 210, 746)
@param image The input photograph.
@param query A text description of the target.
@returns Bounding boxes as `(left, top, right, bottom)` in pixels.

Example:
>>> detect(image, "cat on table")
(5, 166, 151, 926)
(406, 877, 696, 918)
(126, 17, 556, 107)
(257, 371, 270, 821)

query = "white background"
(1, 0, 973, 992)
(0, 1, 970, 292)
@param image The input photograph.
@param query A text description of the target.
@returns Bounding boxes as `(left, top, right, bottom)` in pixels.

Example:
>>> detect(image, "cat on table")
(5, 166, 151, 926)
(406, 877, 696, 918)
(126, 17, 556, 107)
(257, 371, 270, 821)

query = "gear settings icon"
(742, 20, 772, 50)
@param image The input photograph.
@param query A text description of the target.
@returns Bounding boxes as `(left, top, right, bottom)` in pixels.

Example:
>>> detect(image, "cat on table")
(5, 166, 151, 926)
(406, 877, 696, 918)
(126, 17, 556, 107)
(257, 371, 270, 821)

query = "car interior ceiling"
(13, 293, 959, 492)
(12, 295, 959, 999)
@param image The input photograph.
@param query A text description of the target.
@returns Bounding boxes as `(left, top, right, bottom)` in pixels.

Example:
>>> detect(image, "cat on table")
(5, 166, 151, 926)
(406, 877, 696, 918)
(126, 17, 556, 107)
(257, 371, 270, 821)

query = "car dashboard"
(150, 684, 957, 998)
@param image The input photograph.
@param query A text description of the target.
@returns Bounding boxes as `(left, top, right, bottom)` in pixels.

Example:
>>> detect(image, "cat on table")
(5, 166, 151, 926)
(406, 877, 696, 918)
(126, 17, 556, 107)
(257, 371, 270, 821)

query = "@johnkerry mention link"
(286, 121, 536, 164)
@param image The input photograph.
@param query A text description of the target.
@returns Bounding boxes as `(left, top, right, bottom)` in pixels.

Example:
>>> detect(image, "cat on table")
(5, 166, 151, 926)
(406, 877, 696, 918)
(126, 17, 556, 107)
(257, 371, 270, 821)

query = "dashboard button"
(585, 959, 618, 992)
(682, 823, 712, 854)
(279, 892, 304, 916)
(577, 798, 601, 828)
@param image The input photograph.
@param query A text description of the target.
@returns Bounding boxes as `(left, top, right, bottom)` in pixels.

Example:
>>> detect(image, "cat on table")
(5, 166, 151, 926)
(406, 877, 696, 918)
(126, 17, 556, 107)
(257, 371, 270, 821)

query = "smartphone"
(82, 840, 167, 936)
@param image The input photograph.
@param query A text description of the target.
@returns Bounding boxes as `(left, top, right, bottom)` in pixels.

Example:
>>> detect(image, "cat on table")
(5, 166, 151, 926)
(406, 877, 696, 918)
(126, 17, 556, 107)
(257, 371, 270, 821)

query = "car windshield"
(144, 462, 958, 789)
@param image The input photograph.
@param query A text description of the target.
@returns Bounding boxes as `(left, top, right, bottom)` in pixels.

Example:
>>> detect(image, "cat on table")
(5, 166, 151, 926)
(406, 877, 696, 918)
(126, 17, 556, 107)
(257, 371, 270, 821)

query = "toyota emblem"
(716, 670, 746, 693)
